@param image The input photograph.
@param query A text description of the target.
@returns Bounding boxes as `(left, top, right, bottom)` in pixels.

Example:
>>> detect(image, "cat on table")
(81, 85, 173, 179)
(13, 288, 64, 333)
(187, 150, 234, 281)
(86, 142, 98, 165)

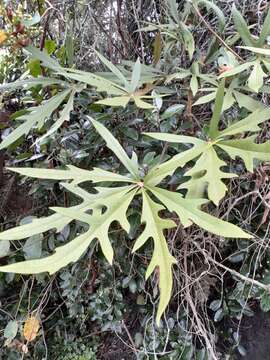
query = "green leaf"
(239, 46, 270, 56)
(232, 4, 256, 46)
(6, 165, 134, 185)
(0, 186, 137, 274)
(28, 59, 42, 77)
(180, 146, 236, 205)
(218, 62, 252, 78)
(23, 234, 43, 260)
(22, 13, 40, 27)
(0, 241, 10, 257)
(63, 69, 127, 95)
(25, 45, 62, 71)
(218, 107, 270, 137)
(149, 186, 251, 238)
(160, 104, 185, 120)
(4, 321, 18, 340)
(130, 58, 141, 92)
(260, 291, 270, 312)
(91, 118, 139, 178)
(193, 91, 216, 106)
(233, 91, 265, 111)
(95, 50, 129, 89)
(132, 190, 177, 325)
(95, 96, 131, 107)
(0, 89, 71, 150)
(248, 60, 267, 93)
(217, 135, 270, 172)
(258, 7, 270, 46)
(209, 80, 225, 138)
(144, 143, 208, 186)
(133, 96, 154, 109)
(36, 89, 75, 143)
(45, 39, 56, 55)
(0, 77, 66, 91)
(180, 22, 195, 60)
(190, 75, 198, 96)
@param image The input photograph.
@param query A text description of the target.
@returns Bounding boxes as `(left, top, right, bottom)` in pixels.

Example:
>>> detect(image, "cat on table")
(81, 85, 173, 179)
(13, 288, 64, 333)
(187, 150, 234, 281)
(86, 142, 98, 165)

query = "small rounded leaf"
(23, 316, 40, 342)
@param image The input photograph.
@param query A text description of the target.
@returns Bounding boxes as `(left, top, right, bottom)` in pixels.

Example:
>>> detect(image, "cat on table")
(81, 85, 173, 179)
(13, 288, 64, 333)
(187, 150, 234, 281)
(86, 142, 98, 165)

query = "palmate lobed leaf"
(132, 190, 177, 325)
(0, 89, 72, 150)
(217, 136, 270, 172)
(0, 185, 138, 273)
(0, 120, 254, 324)
(145, 105, 270, 204)
(7, 165, 134, 185)
(148, 186, 251, 239)
(179, 146, 236, 206)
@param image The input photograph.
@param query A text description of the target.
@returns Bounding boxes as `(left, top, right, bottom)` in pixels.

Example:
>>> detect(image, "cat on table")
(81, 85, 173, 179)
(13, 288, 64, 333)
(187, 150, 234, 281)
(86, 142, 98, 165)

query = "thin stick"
(192, 241, 270, 292)
(192, 4, 245, 63)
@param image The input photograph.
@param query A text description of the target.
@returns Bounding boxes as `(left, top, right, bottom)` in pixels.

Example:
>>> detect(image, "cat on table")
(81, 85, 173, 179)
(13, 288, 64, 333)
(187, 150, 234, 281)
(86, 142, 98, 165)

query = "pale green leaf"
(36, 89, 75, 144)
(132, 190, 176, 325)
(0, 231, 94, 274)
(63, 69, 127, 95)
(145, 132, 204, 145)
(25, 45, 62, 71)
(209, 80, 225, 138)
(0, 77, 65, 91)
(180, 146, 236, 205)
(190, 75, 199, 96)
(95, 96, 131, 107)
(95, 50, 130, 89)
(239, 46, 270, 56)
(222, 88, 236, 111)
(0, 241, 10, 257)
(7, 165, 134, 185)
(233, 90, 265, 111)
(180, 22, 195, 60)
(4, 321, 18, 340)
(258, 7, 270, 46)
(218, 62, 252, 78)
(232, 5, 256, 47)
(144, 143, 208, 186)
(0, 89, 71, 150)
(133, 96, 154, 109)
(0, 186, 137, 273)
(51, 186, 137, 264)
(217, 135, 270, 172)
(193, 91, 216, 106)
(149, 186, 252, 238)
(91, 118, 139, 178)
(130, 58, 141, 92)
(218, 107, 270, 137)
(248, 61, 267, 93)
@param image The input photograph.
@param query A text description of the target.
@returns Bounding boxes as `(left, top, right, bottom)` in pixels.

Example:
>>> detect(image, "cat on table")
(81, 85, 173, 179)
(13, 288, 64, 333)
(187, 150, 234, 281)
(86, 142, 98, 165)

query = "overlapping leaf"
(132, 190, 177, 325)
(0, 89, 72, 150)
(145, 84, 270, 204)
(0, 120, 253, 325)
